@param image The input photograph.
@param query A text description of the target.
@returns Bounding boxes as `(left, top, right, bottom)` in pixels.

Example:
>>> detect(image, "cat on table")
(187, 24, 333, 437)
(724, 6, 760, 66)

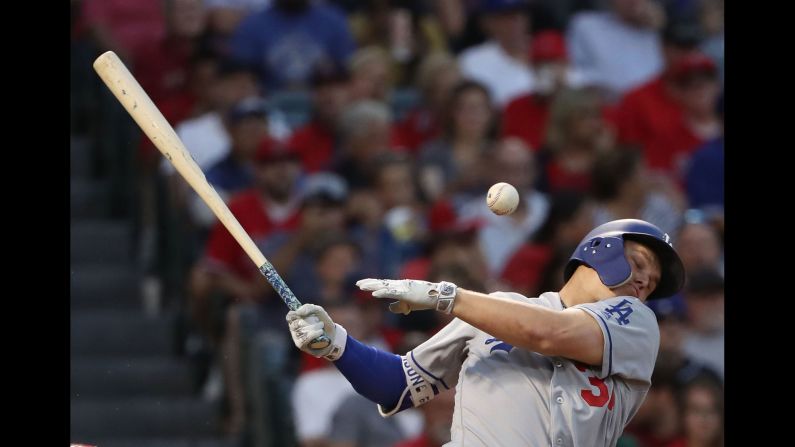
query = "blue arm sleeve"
(332, 335, 408, 411)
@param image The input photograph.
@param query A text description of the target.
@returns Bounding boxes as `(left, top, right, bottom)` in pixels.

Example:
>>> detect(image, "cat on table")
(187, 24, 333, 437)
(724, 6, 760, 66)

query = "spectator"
(334, 100, 395, 189)
(670, 374, 724, 447)
(392, 388, 456, 447)
(187, 140, 303, 434)
(134, 0, 207, 108)
(623, 365, 685, 447)
(348, 46, 395, 102)
(393, 52, 463, 153)
(500, 190, 595, 297)
(271, 181, 353, 308)
(648, 296, 722, 386)
(699, 0, 724, 86)
(417, 81, 496, 203)
(567, 0, 665, 100)
(681, 268, 724, 379)
(501, 30, 589, 150)
(458, 137, 550, 276)
(205, 99, 271, 194)
(291, 300, 364, 447)
(228, 0, 356, 90)
(360, 153, 427, 277)
(675, 220, 723, 275)
(612, 20, 721, 180)
(685, 92, 723, 210)
(457, 0, 534, 107)
(287, 63, 352, 173)
(590, 148, 683, 237)
(160, 61, 289, 178)
(347, 0, 448, 87)
(535, 87, 615, 193)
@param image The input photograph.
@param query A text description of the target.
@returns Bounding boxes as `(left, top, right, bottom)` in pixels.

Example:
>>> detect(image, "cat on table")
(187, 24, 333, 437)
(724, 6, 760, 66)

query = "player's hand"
(356, 279, 459, 315)
(286, 304, 348, 360)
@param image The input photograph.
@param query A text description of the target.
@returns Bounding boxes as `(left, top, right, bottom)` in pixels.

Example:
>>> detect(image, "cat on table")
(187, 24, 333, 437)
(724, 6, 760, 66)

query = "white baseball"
(486, 182, 520, 215)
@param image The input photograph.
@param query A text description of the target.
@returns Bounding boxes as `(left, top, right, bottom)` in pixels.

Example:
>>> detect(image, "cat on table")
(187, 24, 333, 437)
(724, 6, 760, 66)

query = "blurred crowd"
(70, 0, 724, 446)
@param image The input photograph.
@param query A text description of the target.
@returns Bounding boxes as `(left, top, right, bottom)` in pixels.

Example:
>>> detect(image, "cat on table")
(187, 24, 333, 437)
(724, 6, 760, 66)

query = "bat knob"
(309, 335, 331, 350)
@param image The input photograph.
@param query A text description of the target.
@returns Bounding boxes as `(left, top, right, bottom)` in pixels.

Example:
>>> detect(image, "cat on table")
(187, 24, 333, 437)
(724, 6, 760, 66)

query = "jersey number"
(575, 363, 615, 410)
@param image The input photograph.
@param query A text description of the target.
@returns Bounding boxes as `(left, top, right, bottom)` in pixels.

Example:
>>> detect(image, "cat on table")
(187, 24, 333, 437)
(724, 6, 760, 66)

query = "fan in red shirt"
(188, 139, 303, 435)
(612, 20, 721, 182)
(535, 87, 616, 193)
(287, 63, 352, 173)
(501, 30, 580, 151)
(200, 145, 303, 292)
(392, 52, 463, 153)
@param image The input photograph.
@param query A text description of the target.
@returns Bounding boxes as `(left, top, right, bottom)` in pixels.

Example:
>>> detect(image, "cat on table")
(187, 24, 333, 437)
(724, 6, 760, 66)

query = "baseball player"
(286, 219, 685, 446)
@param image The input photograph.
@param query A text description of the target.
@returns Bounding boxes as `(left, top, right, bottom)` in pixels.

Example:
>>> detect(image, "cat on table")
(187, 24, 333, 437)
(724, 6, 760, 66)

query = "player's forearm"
(332, 336, 409, 411)
(451, 289, 572, 355)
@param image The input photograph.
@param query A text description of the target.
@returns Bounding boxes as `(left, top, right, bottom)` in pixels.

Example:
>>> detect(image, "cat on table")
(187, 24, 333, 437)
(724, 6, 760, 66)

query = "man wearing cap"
(457, 0, 534, 107)
(188, 136, 304, 434)
(501, 30, 589, 151)
(612, 19, 721, 181)
(285, 219, 685, 446)
(286, 63, 352, 173)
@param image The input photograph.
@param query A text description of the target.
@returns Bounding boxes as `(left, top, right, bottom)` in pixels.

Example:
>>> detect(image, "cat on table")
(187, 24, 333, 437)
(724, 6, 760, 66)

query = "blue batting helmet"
(563, 219, 685, 300)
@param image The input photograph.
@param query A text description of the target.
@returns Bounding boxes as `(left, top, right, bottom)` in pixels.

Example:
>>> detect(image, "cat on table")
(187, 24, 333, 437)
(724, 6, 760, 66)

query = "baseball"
(487, 182, 520, 215)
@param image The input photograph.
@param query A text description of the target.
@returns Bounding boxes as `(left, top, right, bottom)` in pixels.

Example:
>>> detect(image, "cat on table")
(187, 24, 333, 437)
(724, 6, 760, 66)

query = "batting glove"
(356, 278, 459, 315)
(286, 304, 347, 361)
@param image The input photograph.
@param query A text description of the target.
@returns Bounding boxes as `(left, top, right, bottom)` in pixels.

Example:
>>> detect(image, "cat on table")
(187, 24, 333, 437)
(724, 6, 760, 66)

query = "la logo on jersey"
(602, 299, 634, 325)
(485, 337, 514, 354)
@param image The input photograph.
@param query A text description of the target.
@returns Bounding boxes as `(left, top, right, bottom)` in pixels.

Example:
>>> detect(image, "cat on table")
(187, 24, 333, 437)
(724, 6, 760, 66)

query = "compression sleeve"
(332, 335, 406, 410)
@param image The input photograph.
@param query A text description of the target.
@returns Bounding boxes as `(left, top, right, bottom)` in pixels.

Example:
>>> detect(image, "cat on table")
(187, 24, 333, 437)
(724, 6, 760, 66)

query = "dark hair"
(532, 190, 588, 244)
(676, 373, 724, 447)
(311, 233, 362, 261)
(442, 80, 496, 138)
(590, 149, 642, 201)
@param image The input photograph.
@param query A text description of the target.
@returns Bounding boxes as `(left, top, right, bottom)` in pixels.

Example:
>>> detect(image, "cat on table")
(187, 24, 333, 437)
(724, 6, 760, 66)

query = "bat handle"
(258, 263, 331, 349)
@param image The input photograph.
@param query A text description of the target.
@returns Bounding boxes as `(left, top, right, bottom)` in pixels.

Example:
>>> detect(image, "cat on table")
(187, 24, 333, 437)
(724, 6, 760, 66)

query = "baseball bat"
(93, 51, 330, 349)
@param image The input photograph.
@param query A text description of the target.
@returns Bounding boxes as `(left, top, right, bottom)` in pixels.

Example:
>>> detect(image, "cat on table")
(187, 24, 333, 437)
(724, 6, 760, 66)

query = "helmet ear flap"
(577, 236, 632, 288)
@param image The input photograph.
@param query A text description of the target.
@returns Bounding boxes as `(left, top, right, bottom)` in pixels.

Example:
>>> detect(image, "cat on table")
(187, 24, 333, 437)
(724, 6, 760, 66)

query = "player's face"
(611, 241, 662, 301)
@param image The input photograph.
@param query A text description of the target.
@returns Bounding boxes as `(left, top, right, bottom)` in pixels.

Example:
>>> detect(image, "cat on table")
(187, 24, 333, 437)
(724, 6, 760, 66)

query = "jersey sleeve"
(406, 317, 479, 391)
(574, 296, 659, 385)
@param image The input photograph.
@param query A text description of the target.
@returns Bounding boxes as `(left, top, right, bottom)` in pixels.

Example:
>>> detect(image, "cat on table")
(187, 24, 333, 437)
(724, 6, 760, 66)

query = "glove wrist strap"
(323, 323, 348, 361)
(434, 281, 458, 314)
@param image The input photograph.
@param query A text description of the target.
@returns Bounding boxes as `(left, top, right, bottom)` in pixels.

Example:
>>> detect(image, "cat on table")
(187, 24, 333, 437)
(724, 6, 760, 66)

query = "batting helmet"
(563, 219, 685, 300)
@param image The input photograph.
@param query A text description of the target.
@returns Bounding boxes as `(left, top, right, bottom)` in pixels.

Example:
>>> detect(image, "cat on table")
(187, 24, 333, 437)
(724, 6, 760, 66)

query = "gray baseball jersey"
(384, 291, 659, 447)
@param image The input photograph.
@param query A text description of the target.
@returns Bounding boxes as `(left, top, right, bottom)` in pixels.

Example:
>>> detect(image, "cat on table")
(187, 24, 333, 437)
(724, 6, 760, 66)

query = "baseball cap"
(226, 96, 269, 124)
(302, 172, 348, 206)
(253, 137, 299, 164)
(479, 0, 528, 15)
(530, 31, 567, 63)
(667, 53, 718, 82)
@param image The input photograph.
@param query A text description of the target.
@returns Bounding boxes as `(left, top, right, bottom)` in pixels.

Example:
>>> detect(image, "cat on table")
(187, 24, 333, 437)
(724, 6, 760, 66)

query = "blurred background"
(69, 0, 724, 446)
